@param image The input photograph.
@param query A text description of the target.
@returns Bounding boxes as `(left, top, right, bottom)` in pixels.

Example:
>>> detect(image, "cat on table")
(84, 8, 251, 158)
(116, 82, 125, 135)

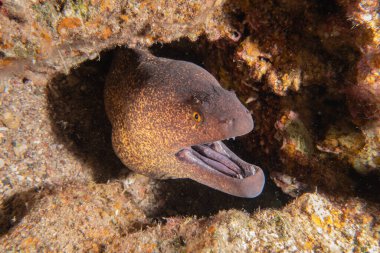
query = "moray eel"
(104, 49, 265, 198)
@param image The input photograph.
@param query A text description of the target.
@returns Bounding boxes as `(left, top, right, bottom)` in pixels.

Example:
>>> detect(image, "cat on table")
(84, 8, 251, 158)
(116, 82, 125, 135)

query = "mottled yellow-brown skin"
(105, 49, 264, 197)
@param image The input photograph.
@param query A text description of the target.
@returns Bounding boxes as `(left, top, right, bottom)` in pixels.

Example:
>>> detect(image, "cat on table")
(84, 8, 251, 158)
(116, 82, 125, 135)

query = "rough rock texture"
(0, 0, 231, 78)
(0, 182, 148, 251)
(0, 0, 379, 251)
(1, 183, 379, 252)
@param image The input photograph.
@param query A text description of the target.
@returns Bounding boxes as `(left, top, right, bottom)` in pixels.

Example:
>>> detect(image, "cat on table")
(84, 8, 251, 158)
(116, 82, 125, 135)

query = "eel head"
(170, 61, 265, 198)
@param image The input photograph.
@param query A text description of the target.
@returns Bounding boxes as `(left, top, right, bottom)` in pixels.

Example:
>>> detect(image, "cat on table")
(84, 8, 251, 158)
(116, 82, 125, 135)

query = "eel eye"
(193, 112, 202, 123)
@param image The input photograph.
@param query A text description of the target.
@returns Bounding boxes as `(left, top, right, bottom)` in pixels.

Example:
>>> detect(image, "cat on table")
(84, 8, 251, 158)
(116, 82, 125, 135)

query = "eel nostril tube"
(219, 118, 233, 125)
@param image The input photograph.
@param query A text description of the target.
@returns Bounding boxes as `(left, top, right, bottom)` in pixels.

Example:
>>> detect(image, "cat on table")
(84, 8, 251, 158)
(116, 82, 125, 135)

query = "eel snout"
(176, 140, 265, 198)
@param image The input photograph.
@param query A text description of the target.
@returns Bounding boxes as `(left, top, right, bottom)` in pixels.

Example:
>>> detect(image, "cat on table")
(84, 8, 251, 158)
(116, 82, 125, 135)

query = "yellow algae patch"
(57, 17, 82, 36)
(100, 27, 112, 40)
(120, 15, 129, 22)
(100, 0, 114, 12)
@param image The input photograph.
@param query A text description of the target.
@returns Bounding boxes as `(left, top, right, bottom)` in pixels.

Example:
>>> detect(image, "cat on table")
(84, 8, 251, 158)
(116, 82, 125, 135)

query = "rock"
(13, 142, 28, 158)
(1, 186, 379, 252)
(1, 112, 21, 129)
(271, 171, 309, 197)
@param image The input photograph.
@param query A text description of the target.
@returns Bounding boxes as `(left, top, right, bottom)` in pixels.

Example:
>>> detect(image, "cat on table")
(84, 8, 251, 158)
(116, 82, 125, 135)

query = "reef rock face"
(1, 183, 379, 252)
(0, 0, 379, 251)
(0, 0, 230, 78)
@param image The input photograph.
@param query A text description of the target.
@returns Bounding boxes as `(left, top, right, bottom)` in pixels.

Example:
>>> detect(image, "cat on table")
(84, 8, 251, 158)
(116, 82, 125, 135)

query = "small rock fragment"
(1, 112, 20, 129)
(0, 158, 4, 168)
(13, 142, 28, 158)
(271, 171, 309, 197)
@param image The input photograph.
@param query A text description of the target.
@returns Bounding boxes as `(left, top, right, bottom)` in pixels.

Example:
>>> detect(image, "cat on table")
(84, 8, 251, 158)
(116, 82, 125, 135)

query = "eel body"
(105, 49, 265, 198)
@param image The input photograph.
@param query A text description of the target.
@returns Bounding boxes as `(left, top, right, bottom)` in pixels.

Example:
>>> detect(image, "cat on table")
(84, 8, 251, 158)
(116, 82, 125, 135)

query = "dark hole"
(312, 0, 341, 16)
(47, 50, 126, 182)
(46, 38, 292, 218)
(46, 35, 379, 220)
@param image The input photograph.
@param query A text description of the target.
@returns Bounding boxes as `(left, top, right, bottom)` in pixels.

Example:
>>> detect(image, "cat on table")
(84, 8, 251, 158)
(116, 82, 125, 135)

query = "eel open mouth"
(176, 140, 261, 180)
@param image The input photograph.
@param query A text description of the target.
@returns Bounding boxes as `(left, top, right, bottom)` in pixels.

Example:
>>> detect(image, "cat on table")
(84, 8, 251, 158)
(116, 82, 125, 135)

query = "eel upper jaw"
(175, 140, 265, 198)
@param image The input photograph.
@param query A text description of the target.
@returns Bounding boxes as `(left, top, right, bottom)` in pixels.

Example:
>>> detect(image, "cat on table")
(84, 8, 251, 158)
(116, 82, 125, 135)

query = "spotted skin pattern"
(105, 49, 265, 197)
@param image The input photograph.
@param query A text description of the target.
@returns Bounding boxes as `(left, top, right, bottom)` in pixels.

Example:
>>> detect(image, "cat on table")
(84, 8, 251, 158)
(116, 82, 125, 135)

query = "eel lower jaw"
(175, 140, 265, 197)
